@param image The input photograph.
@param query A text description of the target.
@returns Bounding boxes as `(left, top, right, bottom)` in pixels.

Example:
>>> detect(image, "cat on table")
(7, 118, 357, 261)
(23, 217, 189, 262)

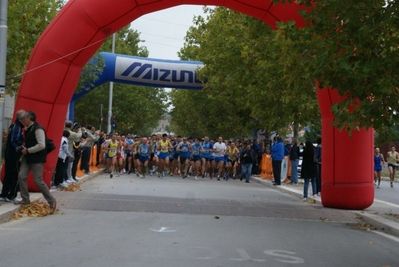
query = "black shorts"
(180, 156, 188, 165)
(228, 160, 236, 166)
(134, 153, 140, 160)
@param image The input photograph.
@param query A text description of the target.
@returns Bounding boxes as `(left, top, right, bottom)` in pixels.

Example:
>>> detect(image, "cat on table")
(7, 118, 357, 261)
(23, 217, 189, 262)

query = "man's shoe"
(0, 197, 6, 202)
(50, 200, 57, 214)
(14, 199, 30, 205)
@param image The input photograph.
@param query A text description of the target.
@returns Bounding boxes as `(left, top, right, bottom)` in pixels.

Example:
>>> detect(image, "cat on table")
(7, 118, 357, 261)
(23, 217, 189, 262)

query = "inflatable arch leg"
(317, 88, 374, 209)
(13, 0, 373, 209)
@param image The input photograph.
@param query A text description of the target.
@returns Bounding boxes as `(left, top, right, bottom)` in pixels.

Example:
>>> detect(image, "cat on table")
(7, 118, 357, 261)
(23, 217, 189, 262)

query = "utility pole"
(0, 0, 9, 166)
(107, 33, 115, 134)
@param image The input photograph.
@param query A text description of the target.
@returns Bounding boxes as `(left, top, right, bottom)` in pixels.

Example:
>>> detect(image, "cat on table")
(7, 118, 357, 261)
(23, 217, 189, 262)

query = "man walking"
(14, 110, 57, 214)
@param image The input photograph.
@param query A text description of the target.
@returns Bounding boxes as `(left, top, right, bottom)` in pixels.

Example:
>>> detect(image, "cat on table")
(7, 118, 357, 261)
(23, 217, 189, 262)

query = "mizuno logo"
(119, 62, 201, 84)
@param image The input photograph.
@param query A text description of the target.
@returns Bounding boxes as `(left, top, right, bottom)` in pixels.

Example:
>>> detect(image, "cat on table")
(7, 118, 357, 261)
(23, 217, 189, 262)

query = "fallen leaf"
(11, 201, 52, 219)
(59, 183, 82, 192)
(308, 199, 316, 204)
(177, 204, 181, 207)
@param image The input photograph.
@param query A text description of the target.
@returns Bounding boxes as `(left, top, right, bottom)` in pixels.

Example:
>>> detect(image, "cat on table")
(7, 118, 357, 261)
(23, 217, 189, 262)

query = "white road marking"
(150, 227, 176, 232)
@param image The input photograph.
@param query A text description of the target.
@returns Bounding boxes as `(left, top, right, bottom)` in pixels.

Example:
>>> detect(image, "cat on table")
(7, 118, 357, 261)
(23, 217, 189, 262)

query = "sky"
(130, 5, 207, 60)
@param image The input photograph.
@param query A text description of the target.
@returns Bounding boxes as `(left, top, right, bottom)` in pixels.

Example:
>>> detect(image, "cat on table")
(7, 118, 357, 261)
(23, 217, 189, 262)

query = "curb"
(0, 194, 42, 224)
(0, 170, 104, 224)
(250, 176, 399, 238)
(354, 212, 399, 237)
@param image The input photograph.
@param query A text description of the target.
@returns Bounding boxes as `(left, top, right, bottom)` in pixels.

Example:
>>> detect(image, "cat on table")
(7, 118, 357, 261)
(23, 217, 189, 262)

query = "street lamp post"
(107, 33, 115, 134)
(0, 0, 9, 167)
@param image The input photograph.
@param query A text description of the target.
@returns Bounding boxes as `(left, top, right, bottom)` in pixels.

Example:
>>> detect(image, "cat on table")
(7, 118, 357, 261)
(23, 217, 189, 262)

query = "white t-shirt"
(212, 142, 226, 157)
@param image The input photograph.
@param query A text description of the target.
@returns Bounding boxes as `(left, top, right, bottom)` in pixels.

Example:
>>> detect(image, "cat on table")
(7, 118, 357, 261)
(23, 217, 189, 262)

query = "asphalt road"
(0, 173, 398, 267)
(374, 182, 399, 205)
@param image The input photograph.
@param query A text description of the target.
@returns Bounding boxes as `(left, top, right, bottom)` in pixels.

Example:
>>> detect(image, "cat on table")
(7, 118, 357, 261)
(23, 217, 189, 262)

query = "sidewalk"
(251, 176, 399, 238)
(0, 171, 103, 224)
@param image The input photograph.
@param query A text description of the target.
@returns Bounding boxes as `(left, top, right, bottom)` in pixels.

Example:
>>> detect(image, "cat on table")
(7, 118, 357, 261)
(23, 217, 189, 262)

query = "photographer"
(80, 125, 100, 175)
(64, 121, 82, 183)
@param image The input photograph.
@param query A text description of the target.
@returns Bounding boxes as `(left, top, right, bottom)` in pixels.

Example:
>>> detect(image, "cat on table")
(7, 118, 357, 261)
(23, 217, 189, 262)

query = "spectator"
(315, 137, 322, 195)
(0, 110, 25, 202)
(15, 110, 57, 214)
(64, 121, 82, 183)
(271, 136, 284, 186)
(300, 141, 318, 200)
(251, 139, 263, 176)
(54, 130, 74, 188)
(289, 138, 300, 185)
(80, 125, 100, 175)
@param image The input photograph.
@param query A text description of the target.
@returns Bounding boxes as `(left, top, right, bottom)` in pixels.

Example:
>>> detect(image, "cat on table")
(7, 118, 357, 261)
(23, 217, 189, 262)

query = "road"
(0, 173, 398, 267)
(374, 182, 399, 205)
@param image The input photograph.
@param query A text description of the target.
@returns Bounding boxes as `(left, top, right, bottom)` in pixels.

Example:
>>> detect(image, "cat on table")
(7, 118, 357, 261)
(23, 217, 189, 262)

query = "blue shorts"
(173, 153, 180, 160)
(201, 156, 212, 161)
(374, 166, 382, 172)
(139, 155, 149, 163)
(213, 156, 224, 163)
(191, 156, 201, 162)
(159, 152, 169, 160)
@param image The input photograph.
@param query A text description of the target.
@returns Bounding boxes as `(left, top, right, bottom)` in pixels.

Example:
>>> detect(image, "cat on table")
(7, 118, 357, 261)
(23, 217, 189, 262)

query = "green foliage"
(174, 7, 319, 138)
(74, 83, 168, 135)
(6, 0, 63, 94)
(74, 26, 168, 135)
(285, 0, 399, 139)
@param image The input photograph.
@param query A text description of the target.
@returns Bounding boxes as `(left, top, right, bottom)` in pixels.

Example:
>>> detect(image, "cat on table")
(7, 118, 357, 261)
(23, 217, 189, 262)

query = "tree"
(74, 26, 168, 135)
(172, 7, 319, 138)
(284, 0, 399, 138)
(6, 0, 64, 94)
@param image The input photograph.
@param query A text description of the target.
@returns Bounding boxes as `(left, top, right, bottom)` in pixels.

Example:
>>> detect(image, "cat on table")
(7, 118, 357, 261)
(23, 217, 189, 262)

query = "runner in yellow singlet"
(226, 141, 239, 180)
(106, 134, 118, 178)
(157, 133, 173, 179)
(386, 145, 399, 188)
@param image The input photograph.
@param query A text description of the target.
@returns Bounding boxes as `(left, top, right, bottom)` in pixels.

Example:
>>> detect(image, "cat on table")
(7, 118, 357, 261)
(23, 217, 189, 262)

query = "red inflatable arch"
(14, 0, 373, 209)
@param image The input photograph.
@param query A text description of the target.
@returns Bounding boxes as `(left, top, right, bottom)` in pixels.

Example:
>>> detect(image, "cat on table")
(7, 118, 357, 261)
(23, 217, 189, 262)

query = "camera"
(16, 146, 23, 153)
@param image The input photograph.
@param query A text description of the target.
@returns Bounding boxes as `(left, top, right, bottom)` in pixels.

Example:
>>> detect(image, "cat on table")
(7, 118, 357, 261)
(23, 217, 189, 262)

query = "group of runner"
(101, 133, 251, 181)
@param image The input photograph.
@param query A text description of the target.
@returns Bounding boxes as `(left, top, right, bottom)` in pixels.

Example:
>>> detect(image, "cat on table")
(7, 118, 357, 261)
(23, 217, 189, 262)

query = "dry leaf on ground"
(11, 201, 53, 220)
